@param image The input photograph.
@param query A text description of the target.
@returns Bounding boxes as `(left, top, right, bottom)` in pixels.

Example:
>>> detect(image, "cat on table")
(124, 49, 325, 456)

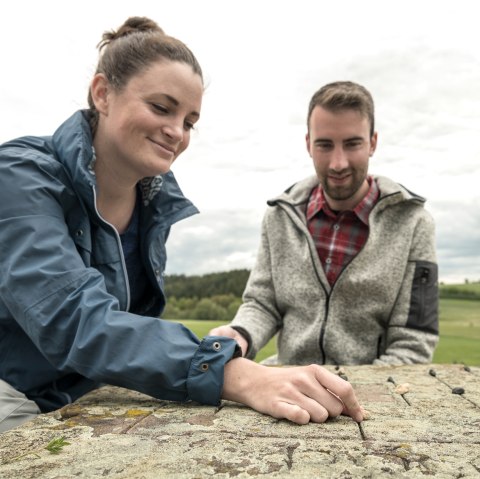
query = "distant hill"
(165, 270, 480, 301)
(162, 272, 479, 322)
(165, 269, 250, 299)
(439, 282, 480, 301)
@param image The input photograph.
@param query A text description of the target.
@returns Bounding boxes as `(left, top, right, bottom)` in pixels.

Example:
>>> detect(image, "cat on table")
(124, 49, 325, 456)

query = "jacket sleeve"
(0, 146, 239, 405)
(374, 211, 439, 365)
(230, 212, 282, 359)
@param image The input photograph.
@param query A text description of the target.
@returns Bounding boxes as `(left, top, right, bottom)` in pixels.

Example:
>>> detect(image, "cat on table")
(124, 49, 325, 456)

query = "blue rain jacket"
(0, 110, 238, 412)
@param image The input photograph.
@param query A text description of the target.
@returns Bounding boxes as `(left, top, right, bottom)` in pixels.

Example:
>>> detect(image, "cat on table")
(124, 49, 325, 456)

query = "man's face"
(306, 106, 377, 211)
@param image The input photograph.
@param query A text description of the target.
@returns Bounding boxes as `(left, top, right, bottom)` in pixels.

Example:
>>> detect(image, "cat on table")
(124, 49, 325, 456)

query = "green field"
(169, 298, 480, 366)
(433, 298, 480, 365)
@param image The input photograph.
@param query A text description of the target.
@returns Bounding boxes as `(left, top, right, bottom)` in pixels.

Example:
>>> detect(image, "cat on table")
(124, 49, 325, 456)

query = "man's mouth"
(328, 174, 351, 183)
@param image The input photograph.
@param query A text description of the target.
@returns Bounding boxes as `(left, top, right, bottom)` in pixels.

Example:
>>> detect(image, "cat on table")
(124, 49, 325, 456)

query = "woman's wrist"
(221, 357, 259, 405)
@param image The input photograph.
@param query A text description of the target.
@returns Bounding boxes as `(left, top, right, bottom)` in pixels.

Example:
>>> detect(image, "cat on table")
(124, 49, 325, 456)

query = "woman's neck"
(94, 158, 138, 234)
(96, 186, 137, 234)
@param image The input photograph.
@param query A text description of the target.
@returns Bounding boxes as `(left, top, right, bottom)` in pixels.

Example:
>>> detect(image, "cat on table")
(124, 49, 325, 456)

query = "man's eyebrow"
(313, 136, 365, 145)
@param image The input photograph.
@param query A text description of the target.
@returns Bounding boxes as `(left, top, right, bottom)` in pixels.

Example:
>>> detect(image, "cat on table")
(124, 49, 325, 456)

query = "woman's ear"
(90, 73, 110, 115)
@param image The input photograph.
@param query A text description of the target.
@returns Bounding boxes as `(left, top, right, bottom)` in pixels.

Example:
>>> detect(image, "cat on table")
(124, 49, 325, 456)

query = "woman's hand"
(222, 358, 364, 425)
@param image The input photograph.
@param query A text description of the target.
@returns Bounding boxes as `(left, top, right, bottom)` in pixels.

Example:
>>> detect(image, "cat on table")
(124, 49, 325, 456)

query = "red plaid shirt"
(306, 177, 380, 286)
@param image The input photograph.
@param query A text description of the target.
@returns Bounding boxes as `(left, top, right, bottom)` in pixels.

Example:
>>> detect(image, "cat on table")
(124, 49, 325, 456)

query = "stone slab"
(0, 364, 479, 478)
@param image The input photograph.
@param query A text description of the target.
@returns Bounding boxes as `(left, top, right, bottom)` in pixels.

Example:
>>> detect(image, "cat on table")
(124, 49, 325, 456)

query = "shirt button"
(333, 224, 340, 231)
(75, 229, 84, 237)
(213, 342, 221, 351)
(200, 363, 209, 372)
(325, 258, 332, 264)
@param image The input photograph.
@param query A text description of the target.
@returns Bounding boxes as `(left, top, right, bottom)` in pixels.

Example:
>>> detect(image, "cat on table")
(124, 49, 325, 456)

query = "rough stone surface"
(0, 364, 479, 478)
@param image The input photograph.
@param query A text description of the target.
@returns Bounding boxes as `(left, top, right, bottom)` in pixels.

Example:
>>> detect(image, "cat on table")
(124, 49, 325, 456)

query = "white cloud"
(1, 0, 479, 282)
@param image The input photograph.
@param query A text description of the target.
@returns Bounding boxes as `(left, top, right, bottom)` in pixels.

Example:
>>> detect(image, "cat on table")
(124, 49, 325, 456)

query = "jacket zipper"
(91, 186, 131, 312)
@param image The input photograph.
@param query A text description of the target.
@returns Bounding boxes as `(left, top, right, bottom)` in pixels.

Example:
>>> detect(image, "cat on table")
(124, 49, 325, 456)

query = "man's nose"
(329, 147, 348, 171)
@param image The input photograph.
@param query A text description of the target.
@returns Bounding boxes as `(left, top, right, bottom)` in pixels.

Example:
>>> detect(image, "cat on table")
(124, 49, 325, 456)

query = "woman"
(0, 17, 364, 432)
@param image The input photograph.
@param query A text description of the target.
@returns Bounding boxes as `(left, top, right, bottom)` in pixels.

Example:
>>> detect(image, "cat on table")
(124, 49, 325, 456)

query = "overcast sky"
(1, 0, 479, 283)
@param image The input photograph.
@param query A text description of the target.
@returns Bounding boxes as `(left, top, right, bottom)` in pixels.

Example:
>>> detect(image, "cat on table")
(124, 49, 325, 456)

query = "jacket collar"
(51, 110, 198, 223)
(268, 174, 426, 211)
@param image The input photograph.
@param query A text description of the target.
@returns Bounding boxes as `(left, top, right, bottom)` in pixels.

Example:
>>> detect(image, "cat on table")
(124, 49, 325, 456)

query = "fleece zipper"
(275, 199, 330, 363)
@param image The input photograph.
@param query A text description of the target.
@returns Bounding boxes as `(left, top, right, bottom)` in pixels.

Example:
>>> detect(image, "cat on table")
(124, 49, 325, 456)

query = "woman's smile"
(147, 137, 176, 158)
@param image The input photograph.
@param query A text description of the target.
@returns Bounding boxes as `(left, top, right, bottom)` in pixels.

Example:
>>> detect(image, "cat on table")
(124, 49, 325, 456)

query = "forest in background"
(163, 269, 249, 320)
(163, 269, 480, 321)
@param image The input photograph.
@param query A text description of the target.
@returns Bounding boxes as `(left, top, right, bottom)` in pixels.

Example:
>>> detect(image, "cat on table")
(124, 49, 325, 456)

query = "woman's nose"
(162, 122, 183, 142)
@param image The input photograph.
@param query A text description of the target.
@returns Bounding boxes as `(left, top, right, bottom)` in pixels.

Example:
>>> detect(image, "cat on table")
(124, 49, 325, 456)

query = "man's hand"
(222, 358, 364, 424)
(209, 325, 248, 356)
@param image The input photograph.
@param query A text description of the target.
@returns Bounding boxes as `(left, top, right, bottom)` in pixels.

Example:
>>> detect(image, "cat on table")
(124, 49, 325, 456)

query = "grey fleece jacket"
(230, 175, 439, 366)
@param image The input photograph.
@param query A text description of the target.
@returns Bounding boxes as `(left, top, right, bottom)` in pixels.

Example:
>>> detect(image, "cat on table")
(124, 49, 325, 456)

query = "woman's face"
(93, 60, 203, 180)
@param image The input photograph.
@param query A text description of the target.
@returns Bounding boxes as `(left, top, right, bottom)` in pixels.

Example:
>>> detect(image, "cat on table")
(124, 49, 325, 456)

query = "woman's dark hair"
(87, 16, 203, 133)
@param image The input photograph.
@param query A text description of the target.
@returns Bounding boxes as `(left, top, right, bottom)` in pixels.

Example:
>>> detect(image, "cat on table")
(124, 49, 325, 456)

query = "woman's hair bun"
(88, 15, 202, 134)
(98, 16, 164, 50)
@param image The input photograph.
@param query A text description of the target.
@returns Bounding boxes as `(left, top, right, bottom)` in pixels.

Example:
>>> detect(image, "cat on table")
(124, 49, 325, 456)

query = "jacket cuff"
(230, 325, 253, 357)
(186, 336, 240, 406)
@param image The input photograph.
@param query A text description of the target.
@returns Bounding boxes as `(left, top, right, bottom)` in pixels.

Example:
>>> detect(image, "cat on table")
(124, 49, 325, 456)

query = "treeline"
(164, 269, 250, 298)
(439, 283, 480, 301)
(161, 271, 480, 321)
(163, 269, 250, 321)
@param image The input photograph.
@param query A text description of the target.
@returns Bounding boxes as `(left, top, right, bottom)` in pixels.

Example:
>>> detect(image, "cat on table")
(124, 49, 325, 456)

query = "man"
(211, 81, 439, 365)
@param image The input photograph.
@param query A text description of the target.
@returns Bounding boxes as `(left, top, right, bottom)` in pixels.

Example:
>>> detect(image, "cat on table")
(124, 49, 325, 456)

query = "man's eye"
(316, 143, 332, 150)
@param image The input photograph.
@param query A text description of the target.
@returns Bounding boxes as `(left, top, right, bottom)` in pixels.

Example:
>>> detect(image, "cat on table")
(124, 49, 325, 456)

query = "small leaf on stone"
(394, 383, 410, 395)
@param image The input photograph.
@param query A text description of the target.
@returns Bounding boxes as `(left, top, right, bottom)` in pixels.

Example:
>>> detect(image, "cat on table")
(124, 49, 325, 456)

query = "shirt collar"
(307, 176, 379, 225)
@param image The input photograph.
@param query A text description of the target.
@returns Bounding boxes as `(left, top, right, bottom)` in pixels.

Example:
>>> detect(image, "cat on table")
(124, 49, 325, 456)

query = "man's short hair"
(307, 81, 375, 137)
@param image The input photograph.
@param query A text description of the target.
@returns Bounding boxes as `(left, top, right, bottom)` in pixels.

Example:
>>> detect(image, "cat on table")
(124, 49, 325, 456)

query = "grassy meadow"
(170, 296, 480, 366)
(433, 298, 479, 365)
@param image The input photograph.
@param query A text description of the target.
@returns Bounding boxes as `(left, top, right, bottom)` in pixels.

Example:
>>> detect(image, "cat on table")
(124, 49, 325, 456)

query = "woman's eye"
(152, 103, 168, 114)
(184, 121, 195, 131)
